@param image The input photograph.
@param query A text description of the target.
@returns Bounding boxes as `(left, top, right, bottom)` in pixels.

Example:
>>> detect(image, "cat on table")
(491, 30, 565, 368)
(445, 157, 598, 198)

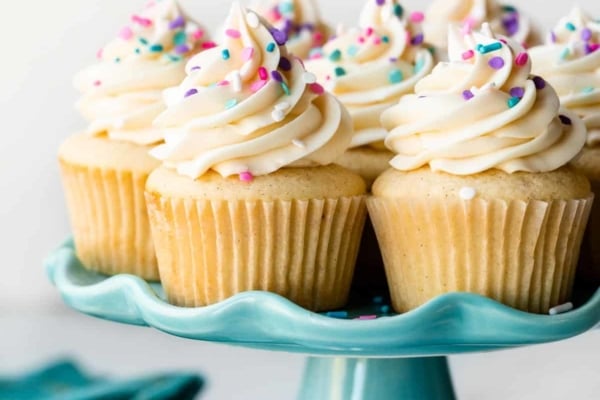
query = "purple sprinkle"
(190, 66, 201, 71)
(169, 15, 185, 30)
(462, 90, 474, 101)
(533, 76, 546, 90)
(174, 45, 190, 54)
(488, 56, 505, 69)
(559, 115, 572, 125)
(582, 28, 593, 42)
(550, 31, 557, 43)
(586, 43, 600, 54)
(509, 86, 525, 98)
(389, 57, 398, 62)
(376, 0, 385, 5)
(271, 70, 283, 82)
(269, 28, 288, 45)
(502, 14, 519, 36)
(184, 88, 198, 98)
(279, 57, 292, 71)
(411, 33, 425, 46)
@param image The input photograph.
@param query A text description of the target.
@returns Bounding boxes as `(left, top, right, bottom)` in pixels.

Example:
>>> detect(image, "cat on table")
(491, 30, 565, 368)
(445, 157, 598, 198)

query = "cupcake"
(529, 8, 600, 283)
(305, 0, 434, 188)
(146, 3, 367, 311)
(368, 26, 593, 314)
(424, 0, 538, 59)
(248, 0, 331, 59)
(59, 0, 210, 280)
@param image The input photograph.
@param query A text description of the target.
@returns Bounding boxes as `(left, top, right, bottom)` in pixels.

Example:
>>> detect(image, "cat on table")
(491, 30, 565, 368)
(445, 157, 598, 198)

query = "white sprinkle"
(459, 187, 477, 200)
(229, 70, 243, 93)
(549, 302, 574, 315)
(481, 22, 494, 38)
(246, 12, 260, 29)
(292, 139, 306, 148)
(272, 109, 285, 122)
(275, 102, 291, 111)
(302, 71, 317, 84)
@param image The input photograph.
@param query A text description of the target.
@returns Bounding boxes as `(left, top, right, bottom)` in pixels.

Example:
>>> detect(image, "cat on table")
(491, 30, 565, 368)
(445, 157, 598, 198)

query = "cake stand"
(46, 240, 600, 400)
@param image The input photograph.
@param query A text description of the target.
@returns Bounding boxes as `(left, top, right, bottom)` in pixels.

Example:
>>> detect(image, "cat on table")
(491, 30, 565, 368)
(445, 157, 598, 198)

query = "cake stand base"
(299, 356, 455, 400)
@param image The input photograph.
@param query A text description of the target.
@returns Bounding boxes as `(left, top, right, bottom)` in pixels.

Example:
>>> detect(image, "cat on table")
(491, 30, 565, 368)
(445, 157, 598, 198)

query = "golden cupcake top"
(382, 25, 586, 175)
(151, 2, 353, 181)
(529, 7, 600, 147)
(74, 0, 211, 145)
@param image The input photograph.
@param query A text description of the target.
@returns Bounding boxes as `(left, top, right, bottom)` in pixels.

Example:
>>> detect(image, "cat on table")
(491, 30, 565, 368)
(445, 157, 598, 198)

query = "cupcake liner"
(60, 161, 158, 280)
(145, 194, 367, 311)
(367, 195, 593, 314)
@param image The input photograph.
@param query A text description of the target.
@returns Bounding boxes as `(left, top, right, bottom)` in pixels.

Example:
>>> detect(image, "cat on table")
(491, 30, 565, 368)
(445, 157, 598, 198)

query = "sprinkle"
(139, 37, 149, 45)
(347, 45, 359, 57)
(388, 69, 404, 84)
(358, 315, 377, 320)
(549, 302, 574, 315)
(149, 44, 164, 53)
(459, 187, 477, 200)
(272, 109, 286, 122)
(217, 80, 230, 86)
(275, 102, 291, 111)
(559, 115, 572, 125)
(225, 99, 238, 110)
(281, 82, 291, 95)
(242, 47, 254, 61)
(411, 33, 424, 46)
(239, 171, 254, 182)
(270, 28, 288, 45)
(382, 35, 390, 43)
(169, 15, 185, 30)
(246, 12, 260, 28)
(582, 86, 595, 94)
(488, 56, 505, 69)
(410, 11, 424, 23)
(502, 5, 517, 12)
(250, 80, 267, 92)
(334, 67, 346, 77)
(292, 139, 306, 148)
(93, 80, 101, 87)
(309, 83, 325, 95)
(266, 42, 276, 52)
(96, 48, 103, 59)
(132, 15, 153, 27)
(114, 57, 121, 63)
(376, 0, 385, 5)
(192, 29, 205, 40)
(507, 96, 521, 108)
(381, 305, 391, 314)
(202, 41, 217, 49)
(119, 26, 134, 41)
(258, 67, 268, 80)
(174, 44, 190, 54)
(271, 70, 283, 82)
(462, 50, 475, 60)
(221, 49, 231, 60)
(373, 37, 382, 45)
(184, 88, 198, 98)
(329, 49, 342, 62)
(394, 4, 404, 17)
(279, 57, 292, 71)
(326, 311, 348, 318)
(190, 66, 201, 72)
(586, 43, 600, 54)
(582, 28, 593, 41)
(477, 42, 503, 54)
(462, 90, 474, 101)
(560, 47, 570, 60)
(414, 58, 425, 74)
(509, 87, 525, 98)
(515, 52, 529, 66)
(365, 27, 374, 37)
(225, 29, 241, 39)
(372, 296, 384, 304)
(533, 76, 546, 90)
(278, 1, 294, 14)
(230, 72, 243, 92)
(565, 22, 576, 32)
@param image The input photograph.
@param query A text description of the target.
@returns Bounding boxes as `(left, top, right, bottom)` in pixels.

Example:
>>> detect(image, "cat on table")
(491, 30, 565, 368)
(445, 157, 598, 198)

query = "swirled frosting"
(529, 8, 600, 147)
(382, 27, 586, 175)
(249, 0, 330, 59)
(304, 0, 434, 149)
(424, 0, 534, 53)
(151, 3, 352, 180)
(73, 0, 211, 146)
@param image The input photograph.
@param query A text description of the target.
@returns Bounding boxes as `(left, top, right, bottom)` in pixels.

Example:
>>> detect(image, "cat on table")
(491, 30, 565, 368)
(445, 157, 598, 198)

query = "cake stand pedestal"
(46, 240, 600, 400)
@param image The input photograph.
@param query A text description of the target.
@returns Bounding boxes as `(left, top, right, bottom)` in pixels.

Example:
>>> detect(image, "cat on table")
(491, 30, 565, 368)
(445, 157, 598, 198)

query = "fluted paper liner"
(60, 161, 158, 280)
(145, 194, 367, 311)
(367, 195, 594, 314)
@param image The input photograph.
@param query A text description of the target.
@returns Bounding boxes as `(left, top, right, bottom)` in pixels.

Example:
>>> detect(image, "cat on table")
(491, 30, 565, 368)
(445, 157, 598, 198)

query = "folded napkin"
(0, 360, 204, 400)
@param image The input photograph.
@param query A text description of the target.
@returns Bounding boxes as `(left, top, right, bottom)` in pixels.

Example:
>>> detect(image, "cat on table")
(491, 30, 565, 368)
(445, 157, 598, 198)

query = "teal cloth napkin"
(0, 360, 204, 400)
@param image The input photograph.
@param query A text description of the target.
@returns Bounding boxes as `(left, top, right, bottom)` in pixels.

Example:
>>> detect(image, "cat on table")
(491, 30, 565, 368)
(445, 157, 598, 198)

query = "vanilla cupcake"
(248, 0, 331, 59)
(529, 8, 600, 283)
(59, 0, 210, 279)
(146, 3, 367, 311)
(369, 26, 592, 314)
(424, 0, 538, 58)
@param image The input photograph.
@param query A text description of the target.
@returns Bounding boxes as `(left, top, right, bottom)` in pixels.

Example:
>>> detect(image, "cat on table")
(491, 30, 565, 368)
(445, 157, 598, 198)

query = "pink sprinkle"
(373, 37, 382, 45)
(405, 31, 411, 45)
(242, 47, 255, 61)
(589, 43, 600, 52)
(93, 80, 102, 87)
(410, 11, 425, 23)
(463, 16, 476, 32)
(499, 38, 507, 44)
(309, 83, 325, 95)
(96, 48, 103, 60)
(217, 80, 230, 86)
(515, 52, 529, 66)
(250, 80, 267, 92)
(202, 41, 217, 49)
(131, 15, 153, 27)
(239, 171, 254, 182)
(358, 36, 365, 44)
(357, 315, 377, 320)
(192, 29, 205, 40)
(258, 67, 268, 80)
(268, 9, 282, 22)
(225, 29, 241, 39)
(119, 26, 134, 41)
(462, 49, 475, 60)
(313, 31, 324, 45)
(309, 53, 323, 60)
(365, 27, 374, 37)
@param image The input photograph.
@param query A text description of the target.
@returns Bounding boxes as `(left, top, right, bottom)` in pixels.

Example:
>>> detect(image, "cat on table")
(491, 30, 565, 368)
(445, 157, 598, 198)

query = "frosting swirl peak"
(382, 27, 586, 175)
(151, 3, 352, 180)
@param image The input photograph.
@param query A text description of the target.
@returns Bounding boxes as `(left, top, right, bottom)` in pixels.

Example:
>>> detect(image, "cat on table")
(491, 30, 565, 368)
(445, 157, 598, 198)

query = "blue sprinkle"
(477, 42, 503, 54)
(222, 49, 230, 60)
(224, 98, 238, 109)
(389, 69, 404, 83)
(266, 42, 276, 52)
(326, 311, 349, 319)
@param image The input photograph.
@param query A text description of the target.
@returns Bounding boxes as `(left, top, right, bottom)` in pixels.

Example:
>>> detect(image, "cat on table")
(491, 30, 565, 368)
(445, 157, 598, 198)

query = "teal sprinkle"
(139, 37, 149, 45)
(508, 96, 521, 108)
(414, 58, 425, 74)
(224, 99, 238, 109)
(394, 4, 404, 18)
(134, 48, 141, 54)
(334, 66, 346, 77)
(477, 42, 502, 54)
(502, 5, 517, 12)
(560, 47, 570, 60)
(347, 45, 359, 57)
(166, 54, 182, 62)
(381, 35, 390, 43)
(381, 305, 391, 314)
(222, 49, 230, 60)
(266, 42, 276, 52)
(388, 69, 404, 84)
(565, 22, 576, 31)
(114, 57, 121, 63)
(278, 1, 294, 14)
(149, 44, 164, 53)
(281, 82, 291, 95)
(582, 86, 595, 94)
(329, 49, 342, 62)
(173, 31, 187, 45)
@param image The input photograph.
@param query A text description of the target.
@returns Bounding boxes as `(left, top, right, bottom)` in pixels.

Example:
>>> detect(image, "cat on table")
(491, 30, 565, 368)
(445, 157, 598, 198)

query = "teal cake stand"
(46, 240, 600, 400)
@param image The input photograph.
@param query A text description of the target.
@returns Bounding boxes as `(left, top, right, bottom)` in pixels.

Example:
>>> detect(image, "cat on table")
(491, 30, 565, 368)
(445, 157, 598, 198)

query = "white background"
(0, 0, 599, 399)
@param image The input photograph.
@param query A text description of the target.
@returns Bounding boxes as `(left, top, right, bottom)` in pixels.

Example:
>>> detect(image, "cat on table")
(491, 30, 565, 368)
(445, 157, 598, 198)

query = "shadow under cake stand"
(46, 240, 600, 400)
